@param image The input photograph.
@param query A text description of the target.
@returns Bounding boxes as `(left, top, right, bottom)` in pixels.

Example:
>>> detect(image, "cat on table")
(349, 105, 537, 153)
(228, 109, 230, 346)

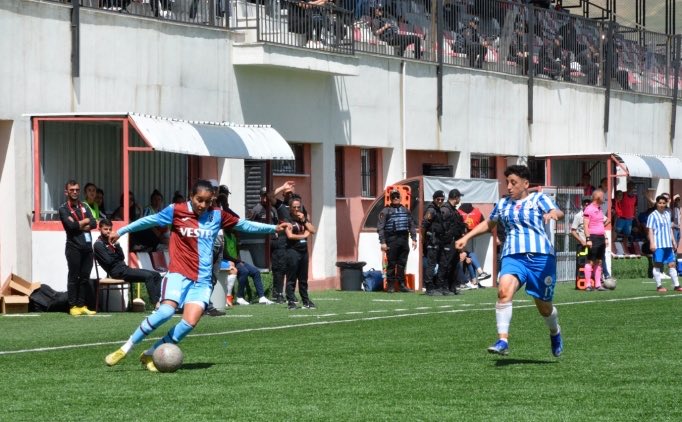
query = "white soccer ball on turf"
(152, 343, 184, 373)
(603, 278, 617, 290)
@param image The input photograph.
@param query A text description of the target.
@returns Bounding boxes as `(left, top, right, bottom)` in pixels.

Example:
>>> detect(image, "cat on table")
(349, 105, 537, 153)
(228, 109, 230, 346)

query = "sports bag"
(362, 269, 384, 292)
(29, 285, 69, 313)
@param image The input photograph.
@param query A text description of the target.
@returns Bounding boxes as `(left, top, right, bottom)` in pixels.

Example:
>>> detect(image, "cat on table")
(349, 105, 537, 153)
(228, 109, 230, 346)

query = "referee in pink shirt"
(583, 190, 610, 291)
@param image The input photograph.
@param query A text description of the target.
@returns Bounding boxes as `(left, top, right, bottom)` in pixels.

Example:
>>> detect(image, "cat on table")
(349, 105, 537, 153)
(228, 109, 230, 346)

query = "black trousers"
(111, 267, 162, 305)
(423, 244, 440, 290)
(286, 248, 310, 304)
(386, 235, 410, 287)
(271, 246, 287, 297)
(66, 246, 93, 307)
(436, 245, 457, 290)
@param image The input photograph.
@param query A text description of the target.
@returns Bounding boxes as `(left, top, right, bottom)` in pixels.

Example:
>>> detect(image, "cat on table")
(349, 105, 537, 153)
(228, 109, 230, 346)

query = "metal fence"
(44, 0, 681, 97)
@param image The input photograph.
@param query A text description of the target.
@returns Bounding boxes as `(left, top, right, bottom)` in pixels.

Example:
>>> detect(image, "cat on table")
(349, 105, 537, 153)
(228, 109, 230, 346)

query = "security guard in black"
(421, 190, 445, 295)
(377, 190, 417, 292)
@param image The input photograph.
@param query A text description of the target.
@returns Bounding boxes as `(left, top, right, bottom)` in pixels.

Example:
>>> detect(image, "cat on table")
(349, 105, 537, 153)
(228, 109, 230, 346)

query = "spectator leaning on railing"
(370, 5, 423, 60)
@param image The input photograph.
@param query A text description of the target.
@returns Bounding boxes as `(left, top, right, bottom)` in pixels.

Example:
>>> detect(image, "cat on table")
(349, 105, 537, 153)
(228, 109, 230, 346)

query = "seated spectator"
(577, 43, 601, 86)
(459, 17, 487, 69)
(142, 189, 170, 247)
(95, 188, 109, 220)
(172, 190, 185, 204)
(371, 6, 423, 59)
(112, 191, 142, 221)
(608, 42, 630, 90)
(539, 34, 572, 82)
(458, 250, 489, 289)
(576, 173, 595, 196)
(83, 182, 101, 220)
(615, 182, 638, 239)
(94, 219, 162, 310)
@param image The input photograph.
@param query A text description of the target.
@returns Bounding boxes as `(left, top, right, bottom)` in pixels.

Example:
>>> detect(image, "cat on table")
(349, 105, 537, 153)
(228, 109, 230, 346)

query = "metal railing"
(257, 0, 354, 54)
(43, 0, 681, 98)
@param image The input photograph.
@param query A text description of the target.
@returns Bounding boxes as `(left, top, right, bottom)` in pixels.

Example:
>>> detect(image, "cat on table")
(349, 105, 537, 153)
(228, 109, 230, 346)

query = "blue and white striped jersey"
(490, 192, 558, 257)
(647, 210, 673, 249)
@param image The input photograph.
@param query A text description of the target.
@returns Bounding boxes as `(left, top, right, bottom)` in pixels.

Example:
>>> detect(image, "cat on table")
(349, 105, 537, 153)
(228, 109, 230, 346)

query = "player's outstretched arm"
(455, 219, 495, 250)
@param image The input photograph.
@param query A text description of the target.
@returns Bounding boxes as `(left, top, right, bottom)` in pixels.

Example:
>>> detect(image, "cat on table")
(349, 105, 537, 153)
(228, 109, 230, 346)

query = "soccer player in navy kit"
(456, 165, 565, 357)
(105, 180, 288, 371)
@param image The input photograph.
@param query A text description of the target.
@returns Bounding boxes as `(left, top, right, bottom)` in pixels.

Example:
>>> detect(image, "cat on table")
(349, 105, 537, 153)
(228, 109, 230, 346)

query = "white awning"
(423, 177, 499, 203)
(129, 114, 294, 160)
(614, 153, 682, 180)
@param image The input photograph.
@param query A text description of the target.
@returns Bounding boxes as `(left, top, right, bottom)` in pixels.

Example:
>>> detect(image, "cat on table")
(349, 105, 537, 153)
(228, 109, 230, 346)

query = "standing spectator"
(615, 182, 638, 240)
(571, 196, 592, 281)
(105, 180, 287, 371)
(459, 17, 487, 69)
(647, 195, 681, 292)
(583, 190, 610, 291)
(576, 173, 595, 196)
(577, 43, 601, 86)
(458, 203, 491, 280)
(672, 194, 681, 248)
(94, 218, 162, 310)
(435, 189, 466, 295)
(377, 189, 417, 293)
(268, 181, 299, 301)
(58, 180, 97, 316)
(456, 165, 565, 357)
(371, 6, 423, 59)
(249, 187, 287, 303)
(285, 197, 317, 309)
(508, 23, 530, 76)
(421, 190, 445, 296)
(83, 182, 101, 220)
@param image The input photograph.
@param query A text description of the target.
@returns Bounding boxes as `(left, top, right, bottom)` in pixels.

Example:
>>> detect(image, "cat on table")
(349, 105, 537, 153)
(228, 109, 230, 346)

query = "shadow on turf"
(493, 358, 557, 367)
(181, 362, 215, 370)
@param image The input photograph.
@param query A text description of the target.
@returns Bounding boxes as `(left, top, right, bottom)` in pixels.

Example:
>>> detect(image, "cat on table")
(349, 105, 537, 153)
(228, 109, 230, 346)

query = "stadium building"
(1, 0, 681, 293)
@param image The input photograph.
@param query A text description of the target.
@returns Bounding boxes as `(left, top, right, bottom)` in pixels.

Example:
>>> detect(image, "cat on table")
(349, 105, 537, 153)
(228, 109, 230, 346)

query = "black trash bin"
(336, 261, 367, 291)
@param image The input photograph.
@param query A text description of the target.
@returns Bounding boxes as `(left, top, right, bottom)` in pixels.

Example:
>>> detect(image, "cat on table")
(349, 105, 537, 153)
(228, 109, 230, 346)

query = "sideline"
(0, 294, 678, 356)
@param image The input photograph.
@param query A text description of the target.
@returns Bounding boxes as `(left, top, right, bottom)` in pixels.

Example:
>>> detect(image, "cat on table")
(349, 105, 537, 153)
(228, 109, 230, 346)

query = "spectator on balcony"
(371, 6, 423, 59)
(610, 43, 631, 91)
(539, 34, 573, 81)
(507, 23, 529, 75)
(577, 43, 600, 86)
(459, 16, 488, 69)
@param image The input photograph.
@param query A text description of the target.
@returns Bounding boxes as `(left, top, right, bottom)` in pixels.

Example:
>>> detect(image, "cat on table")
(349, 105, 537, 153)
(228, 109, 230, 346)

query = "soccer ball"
(603, 278, 617, 290)
(152, 343, 184, 373)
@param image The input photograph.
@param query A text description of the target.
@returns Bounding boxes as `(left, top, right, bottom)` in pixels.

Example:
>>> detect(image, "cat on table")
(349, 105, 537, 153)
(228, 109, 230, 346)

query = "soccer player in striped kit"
(105, 180, 288, 371)
(456, 165, 565, 357)
(647, 195, 681, 292)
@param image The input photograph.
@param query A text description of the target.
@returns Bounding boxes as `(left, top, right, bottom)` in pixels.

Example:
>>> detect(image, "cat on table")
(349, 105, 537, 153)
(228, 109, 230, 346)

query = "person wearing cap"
(583, 190, 611, 291)
(377, 188, 417, 293)
(421, 190, 446, 295)
(459, 16, 487, 69)
(455, 165, 565, 358)
(434, 189, 466, 295)
(248, 187, 287, 303)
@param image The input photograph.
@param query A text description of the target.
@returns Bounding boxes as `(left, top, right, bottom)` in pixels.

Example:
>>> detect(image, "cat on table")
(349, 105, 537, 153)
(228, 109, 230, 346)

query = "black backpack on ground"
(29, 285, 69, 313)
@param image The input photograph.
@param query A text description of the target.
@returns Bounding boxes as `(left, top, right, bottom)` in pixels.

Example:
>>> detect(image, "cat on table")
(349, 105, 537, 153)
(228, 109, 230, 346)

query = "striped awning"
(613, 153, 682, 180)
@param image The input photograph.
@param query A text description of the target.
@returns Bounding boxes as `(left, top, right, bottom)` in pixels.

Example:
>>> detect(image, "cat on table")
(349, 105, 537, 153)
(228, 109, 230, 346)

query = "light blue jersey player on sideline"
(647, 194, 681, 292)
(456, 165, 565, 357)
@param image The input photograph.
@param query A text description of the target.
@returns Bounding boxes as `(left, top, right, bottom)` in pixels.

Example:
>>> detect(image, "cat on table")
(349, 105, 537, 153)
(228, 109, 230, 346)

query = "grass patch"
(1, 278, 679, 421)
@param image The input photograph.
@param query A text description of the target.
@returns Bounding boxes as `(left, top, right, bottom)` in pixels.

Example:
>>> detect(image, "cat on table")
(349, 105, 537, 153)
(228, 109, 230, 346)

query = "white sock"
(226, 275, 237, 295)
(121, 339, 134, 354)
(543, 306, 560, 335)
(495, 301, 512, 337)
(670, 268, 679, 287)
(653, 267, 662, 287)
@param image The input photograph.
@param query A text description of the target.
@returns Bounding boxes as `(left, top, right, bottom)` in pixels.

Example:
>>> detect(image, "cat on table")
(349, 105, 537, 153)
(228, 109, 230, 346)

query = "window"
(272, 143, 304, 174)
(360, 148, 377, 197)
(335, 146, 344, 197)
(470, 155, 496, 179)
(528, 158, 546, 186)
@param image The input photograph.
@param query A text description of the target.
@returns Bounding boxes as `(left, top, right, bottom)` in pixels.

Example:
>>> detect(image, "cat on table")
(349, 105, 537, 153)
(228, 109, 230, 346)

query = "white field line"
(0, 294, 678, 356)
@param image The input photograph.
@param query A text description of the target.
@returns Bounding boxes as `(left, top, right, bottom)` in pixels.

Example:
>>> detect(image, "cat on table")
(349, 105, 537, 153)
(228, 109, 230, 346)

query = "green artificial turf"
(1, 278, 680, 421)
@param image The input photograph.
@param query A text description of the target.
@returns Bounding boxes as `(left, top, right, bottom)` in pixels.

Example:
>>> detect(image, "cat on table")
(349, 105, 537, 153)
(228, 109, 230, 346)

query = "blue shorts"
(500, 253, 556, 302)
(161, 272, 212, 308)
(652, 247, 676, 265)
(615, 219, 633, 236)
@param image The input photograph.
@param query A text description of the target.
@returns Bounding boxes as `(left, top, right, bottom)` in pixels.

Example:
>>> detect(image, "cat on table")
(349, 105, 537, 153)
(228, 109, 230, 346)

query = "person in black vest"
(377, 189, 417, 293)
(421, 190, 445, 296)
(58, 179, 97, 316)
(435, 189, 466, 295)
(94, 218, 162, 310)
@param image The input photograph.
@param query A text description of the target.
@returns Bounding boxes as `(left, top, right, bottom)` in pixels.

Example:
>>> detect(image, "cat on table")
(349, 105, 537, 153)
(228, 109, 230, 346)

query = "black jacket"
(59, 201, 96, 250)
